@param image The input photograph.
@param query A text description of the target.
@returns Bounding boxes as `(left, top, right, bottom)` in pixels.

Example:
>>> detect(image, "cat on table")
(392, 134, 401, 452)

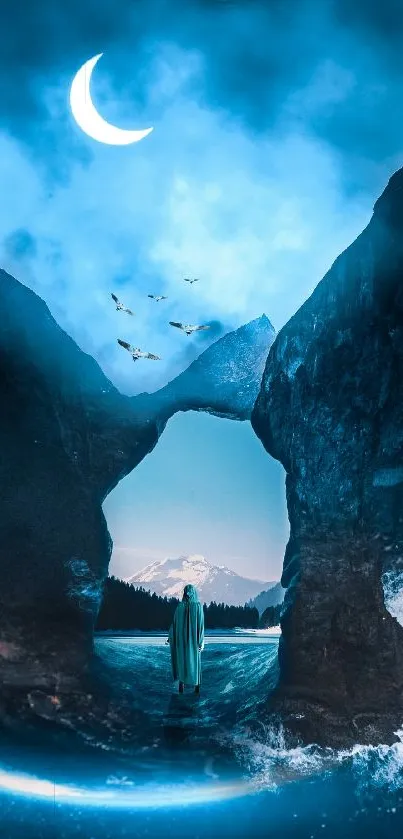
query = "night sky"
(3, 0, 403, 580)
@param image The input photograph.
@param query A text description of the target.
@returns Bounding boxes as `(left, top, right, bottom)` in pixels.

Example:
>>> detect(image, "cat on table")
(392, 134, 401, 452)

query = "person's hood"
(183, 584, 199, 602)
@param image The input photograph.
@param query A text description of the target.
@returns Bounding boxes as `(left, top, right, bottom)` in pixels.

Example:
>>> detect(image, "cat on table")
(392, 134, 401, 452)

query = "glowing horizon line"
(0, 766, 261, 810)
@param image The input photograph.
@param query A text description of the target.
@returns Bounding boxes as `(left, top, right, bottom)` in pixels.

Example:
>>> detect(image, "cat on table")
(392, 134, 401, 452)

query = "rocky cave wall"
(0, 267, 274, 669)
(3, 162, 403, 745)
(252, 168, 403, 744)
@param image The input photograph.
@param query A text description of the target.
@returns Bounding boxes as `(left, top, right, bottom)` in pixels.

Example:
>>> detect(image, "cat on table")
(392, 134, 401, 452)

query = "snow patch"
(234, 626, 281, 636)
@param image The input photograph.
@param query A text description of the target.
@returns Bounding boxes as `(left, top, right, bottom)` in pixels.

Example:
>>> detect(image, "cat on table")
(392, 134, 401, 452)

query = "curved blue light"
(0, 766, 260, 810)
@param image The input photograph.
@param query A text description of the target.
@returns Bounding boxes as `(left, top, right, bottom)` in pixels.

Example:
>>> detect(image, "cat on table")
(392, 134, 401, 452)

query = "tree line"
(95, 576, 279, 631)
(259, 603, 282, 628)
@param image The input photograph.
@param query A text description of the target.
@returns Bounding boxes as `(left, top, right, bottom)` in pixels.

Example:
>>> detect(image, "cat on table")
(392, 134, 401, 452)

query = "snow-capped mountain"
(126, 554, 277, 606)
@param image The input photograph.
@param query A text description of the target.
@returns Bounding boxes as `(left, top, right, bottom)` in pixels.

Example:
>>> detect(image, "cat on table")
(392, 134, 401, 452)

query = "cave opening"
(98, 409, 288, 729)
(103, 411, 288, 610)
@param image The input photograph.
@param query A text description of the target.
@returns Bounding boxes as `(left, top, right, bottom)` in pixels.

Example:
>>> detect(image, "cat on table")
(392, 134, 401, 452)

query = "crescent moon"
(69, 53, 153, 146)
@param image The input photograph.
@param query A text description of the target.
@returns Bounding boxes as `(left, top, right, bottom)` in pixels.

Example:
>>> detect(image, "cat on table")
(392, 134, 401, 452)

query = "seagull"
(111, 293, 134, 315)
(183, 278, 200, 284)
(169, 321, 210, 336)
(148, 294, 168, 302)
(117, 339, 161, 362)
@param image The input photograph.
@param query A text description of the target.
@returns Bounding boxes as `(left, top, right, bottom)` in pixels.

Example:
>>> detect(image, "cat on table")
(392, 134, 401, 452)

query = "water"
(0, 635, 402, 838)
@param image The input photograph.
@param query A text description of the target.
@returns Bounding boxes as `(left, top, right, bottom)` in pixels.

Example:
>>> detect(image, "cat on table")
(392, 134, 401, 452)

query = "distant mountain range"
(248, 583, 285, 616)
(126, 554, 279, 607)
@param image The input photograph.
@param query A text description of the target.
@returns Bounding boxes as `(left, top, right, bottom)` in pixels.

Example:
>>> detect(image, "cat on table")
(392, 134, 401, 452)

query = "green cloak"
(168, 585, 205, 686)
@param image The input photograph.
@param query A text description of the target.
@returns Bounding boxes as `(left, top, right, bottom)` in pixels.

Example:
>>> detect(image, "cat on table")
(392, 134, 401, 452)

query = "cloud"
(163, 318, 231, 382)
(109, 544, 167, 579)
(3, 1, 403, 159)
(199, 319, 226, 342)
(4, 228, 38, 260)
(0, 3, 402, 397)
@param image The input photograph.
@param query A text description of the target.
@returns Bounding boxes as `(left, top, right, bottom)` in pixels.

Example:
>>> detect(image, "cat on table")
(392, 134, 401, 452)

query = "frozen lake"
(95, 630, 281, 645)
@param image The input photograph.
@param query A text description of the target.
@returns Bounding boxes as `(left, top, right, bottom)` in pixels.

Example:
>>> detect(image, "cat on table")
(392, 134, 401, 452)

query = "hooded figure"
(168, 584, 205, 694)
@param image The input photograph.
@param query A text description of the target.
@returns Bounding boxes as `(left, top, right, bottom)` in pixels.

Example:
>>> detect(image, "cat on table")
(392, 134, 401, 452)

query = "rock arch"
(0, 267, 274, 678)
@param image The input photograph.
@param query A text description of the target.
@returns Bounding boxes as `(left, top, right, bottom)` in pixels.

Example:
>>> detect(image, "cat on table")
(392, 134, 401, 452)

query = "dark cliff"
(0, 269, 274, 676)
(252, 168, 403, 746)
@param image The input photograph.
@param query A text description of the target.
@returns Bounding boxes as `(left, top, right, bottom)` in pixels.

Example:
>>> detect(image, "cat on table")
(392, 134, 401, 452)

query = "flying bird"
(183, 278, 200, 284)
(169, 321, 210, 336)
(111, 293, 134, 315)
(148, 294, 168, 302)
(117, 338, 160, 361)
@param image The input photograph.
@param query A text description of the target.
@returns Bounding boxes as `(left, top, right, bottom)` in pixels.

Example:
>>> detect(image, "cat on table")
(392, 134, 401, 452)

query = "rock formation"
(0, 268, 274, 681)
(135, 313, 274, 427)
(252, 168, 403, 746)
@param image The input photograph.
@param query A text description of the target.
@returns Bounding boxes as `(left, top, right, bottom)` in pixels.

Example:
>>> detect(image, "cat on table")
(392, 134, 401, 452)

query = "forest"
(95, 576, 277, 630)
(259, 603, 282, 628)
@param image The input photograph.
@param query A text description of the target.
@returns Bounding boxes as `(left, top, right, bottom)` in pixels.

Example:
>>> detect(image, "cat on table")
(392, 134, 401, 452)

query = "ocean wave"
(222, 721, 333, 791)
(223, 720, 403, 794)
(342, 730, 403, 792)
(383, 569, 403, 625)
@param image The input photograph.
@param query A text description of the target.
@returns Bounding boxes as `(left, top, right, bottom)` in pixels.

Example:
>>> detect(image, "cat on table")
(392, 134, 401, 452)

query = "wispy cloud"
(0, 39, 391, 397)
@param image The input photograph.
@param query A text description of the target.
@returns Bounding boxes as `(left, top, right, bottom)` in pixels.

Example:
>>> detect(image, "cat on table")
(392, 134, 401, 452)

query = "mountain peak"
(127, 554, 277, 606)
(132, 313, 276, 424)
(250, 313, 275, 331)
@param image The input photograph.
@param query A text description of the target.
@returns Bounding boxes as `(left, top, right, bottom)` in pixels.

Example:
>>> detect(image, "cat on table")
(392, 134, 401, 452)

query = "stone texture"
(133, 313, 274, 427)
(252, 167, 403, 745)
(0, 268, 274, 680)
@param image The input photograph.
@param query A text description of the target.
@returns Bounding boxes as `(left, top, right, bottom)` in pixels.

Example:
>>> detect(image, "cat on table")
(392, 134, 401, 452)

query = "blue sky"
(2, 0, 403, 579)
(104, 412, 289, 581)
